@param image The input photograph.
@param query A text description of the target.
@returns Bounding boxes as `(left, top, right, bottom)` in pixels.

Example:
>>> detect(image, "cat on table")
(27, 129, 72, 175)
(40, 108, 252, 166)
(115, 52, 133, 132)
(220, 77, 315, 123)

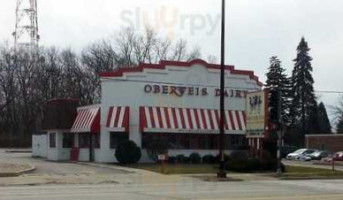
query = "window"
(79, 134, 90, 148)
(93, 134, 100, 149)
(63, 133, 74, 148)
(78, 134, 100, 148)
(110, 132, 128, 149)
(49, 133, 56, 148)
(142, 133, 239, 150)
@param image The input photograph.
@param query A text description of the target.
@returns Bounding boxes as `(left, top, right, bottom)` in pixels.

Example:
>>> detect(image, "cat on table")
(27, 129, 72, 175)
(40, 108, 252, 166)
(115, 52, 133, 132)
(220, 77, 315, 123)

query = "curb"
(0, 164, 36, 178)
(75, 162, 161, 175)
(5, 150, 32, 153)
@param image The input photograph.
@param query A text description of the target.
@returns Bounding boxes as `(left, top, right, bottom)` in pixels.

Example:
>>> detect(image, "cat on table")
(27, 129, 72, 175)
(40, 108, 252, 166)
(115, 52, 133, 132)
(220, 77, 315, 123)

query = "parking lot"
(0, 149, 128, 175)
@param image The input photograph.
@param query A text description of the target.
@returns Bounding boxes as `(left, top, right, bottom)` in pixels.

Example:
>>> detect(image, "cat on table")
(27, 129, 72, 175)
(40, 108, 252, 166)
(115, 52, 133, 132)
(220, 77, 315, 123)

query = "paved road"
(0, 179, 343, 200)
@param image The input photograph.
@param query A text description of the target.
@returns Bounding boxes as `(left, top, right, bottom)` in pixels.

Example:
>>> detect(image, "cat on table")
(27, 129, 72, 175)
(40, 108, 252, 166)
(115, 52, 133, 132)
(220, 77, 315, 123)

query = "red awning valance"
(140, 106, 246, 134)
(71, 105, 100, 133)
(106, 107, 129, 132)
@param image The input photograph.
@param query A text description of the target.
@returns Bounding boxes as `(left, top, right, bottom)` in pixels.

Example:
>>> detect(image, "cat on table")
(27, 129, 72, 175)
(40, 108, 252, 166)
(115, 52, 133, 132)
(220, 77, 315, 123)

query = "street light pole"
(217, 0, 227, 178)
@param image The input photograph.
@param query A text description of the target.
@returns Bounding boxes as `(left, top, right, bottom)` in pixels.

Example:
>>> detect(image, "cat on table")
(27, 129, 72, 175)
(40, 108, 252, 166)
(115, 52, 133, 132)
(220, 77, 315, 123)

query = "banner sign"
(246, 90, 268, 138)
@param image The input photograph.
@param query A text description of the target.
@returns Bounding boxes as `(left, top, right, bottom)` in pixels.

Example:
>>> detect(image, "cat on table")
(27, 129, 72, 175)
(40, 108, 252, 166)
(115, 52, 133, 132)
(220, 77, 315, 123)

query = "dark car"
(308, 150, 333, 160)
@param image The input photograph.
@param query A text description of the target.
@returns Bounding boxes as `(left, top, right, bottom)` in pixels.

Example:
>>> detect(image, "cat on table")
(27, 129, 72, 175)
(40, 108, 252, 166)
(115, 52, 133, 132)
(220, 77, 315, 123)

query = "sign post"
(246, 90, 268, 138)
(158, 154, 168, 174)
(246, 90, 269, 160)
(276, 89, 282, 175)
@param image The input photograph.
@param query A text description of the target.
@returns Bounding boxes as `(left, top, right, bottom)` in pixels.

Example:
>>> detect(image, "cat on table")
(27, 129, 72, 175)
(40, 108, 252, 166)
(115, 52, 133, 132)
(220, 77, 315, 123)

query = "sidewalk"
(0, 162, 35, 177)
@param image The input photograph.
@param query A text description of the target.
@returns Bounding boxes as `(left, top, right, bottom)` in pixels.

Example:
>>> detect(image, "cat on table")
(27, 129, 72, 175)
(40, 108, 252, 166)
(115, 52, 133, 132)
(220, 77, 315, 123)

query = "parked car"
(286, 148, 316, 160)
(308, 150, 333, 160)
(322, 156, 333, 163)
(333, 151, 343, 161)
(281, 145, 299, 158)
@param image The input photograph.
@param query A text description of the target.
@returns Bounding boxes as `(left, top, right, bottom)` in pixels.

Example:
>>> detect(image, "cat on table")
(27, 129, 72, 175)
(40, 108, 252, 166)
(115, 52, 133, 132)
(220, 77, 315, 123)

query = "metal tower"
(13, 0, 39, 52)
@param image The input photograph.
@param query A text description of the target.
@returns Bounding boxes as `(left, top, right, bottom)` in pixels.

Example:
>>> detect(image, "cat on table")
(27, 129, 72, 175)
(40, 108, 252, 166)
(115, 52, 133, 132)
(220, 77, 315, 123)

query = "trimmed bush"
(168, 156, 176, 164)
(176, 154, 189, 163)
(230, 150, 253, 160)
(225, 150, 260, 172)
(115, 140, 141, 164)
(224, 150, 286, 173)
(145, 137, 168, 162)
(260, 151, 286, 172)
(215, 153, 230, 163)
(202, 154, 216, 164)
(225, 158, 260, 172)
(189, 153, 201, 164)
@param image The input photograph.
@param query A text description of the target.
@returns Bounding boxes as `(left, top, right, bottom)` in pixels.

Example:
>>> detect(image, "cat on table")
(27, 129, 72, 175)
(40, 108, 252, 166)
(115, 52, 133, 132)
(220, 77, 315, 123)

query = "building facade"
(34, 59, 262, 163)
(306, 134, 343, 152)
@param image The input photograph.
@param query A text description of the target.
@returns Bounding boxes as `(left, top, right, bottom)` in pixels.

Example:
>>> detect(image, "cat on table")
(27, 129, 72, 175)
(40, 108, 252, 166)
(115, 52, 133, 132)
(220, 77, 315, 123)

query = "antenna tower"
(13, 0, 39, 53)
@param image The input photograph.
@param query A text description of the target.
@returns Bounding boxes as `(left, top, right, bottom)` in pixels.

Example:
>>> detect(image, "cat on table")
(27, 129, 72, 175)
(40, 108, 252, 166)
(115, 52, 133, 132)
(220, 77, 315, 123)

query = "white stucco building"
(33, 59, 262, 163)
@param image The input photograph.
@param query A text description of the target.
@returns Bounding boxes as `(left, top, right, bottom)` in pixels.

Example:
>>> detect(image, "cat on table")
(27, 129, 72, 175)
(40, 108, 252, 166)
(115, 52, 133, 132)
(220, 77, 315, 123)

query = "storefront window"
(78, 134, 100, 148)
(93, 134, 100, 149)
(79, 134, 89, 148)
(110, 132, 128, 149)
(62, 133, 74, 148)
(142, 133, 241, 150)
(49, 133, 56, 148)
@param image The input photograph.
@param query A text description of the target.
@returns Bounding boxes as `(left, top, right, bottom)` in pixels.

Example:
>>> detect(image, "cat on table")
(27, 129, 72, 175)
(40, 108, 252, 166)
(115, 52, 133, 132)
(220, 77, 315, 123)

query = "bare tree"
(0, 27, 203, 147)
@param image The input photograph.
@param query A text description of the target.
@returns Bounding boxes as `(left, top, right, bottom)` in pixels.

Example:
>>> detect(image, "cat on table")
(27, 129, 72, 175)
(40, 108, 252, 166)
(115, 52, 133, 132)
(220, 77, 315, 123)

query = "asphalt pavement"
(0, 179, 343, 200)
(0, 149, 128, 175)
(1, 149, 343, 200)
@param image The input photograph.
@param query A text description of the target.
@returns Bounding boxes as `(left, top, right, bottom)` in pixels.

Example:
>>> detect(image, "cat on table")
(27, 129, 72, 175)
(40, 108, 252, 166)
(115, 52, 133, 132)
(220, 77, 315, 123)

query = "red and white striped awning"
(140, 107, 246, 134)
(71, 105, 100, 133)
(106, 107, 130, 132)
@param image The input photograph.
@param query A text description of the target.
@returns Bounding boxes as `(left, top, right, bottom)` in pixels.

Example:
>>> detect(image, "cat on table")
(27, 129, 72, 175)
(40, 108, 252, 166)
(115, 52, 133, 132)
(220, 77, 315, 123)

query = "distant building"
(33, 59, 262, 163)
(306, 134, 343, 152)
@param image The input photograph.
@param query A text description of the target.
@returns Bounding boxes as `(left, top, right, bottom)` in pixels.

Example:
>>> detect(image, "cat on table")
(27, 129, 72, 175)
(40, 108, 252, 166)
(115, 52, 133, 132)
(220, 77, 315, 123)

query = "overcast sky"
(1, 0, 342, 124)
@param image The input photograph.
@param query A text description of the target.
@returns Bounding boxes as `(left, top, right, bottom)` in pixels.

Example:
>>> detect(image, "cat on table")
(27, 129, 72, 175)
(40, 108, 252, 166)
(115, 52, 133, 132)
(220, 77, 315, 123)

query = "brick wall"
(306, 134, 343, 152)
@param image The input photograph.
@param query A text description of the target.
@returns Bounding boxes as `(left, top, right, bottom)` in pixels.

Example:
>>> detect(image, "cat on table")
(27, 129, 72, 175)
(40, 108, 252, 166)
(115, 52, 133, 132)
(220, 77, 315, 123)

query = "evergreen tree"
(317, 102, 331, 133)
(265, 56, 292, 126)
(337, 115, 343, 134)
(289, 37, 317, 146)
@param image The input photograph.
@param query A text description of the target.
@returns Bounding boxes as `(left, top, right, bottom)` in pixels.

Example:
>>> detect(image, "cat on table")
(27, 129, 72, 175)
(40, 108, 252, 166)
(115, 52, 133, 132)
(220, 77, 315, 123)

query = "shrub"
(115, 140, 141, 164)
(225, 158, 260, 172)
(202, 154, 216, 164)
(176, 154, 189, 163)
(189, 153, 201, 164)
(230, 150, 253, 160)
(224, 150, 286, 173)
(260, 151, 286, 172)
(215, 153, 230, 163)
(168, 156, 176, 164)
(145, 137, 168, 162)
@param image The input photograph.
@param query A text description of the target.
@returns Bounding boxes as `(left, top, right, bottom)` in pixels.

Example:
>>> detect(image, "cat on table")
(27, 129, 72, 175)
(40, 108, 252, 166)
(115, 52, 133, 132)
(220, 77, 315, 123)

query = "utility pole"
(217, 0, 227, 178)
(276, 88, 283, 175)
(13, 0, 39, 54)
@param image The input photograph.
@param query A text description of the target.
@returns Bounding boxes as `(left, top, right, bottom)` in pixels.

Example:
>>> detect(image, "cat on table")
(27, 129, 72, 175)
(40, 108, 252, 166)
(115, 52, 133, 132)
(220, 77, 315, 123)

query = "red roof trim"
(100, 59, 263, 86)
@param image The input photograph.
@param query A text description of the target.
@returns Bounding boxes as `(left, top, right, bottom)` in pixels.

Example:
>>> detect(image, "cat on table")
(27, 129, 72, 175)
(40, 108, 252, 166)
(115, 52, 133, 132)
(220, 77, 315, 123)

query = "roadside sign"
(246, 90, 269, 138)
(158, 154, 168, 161)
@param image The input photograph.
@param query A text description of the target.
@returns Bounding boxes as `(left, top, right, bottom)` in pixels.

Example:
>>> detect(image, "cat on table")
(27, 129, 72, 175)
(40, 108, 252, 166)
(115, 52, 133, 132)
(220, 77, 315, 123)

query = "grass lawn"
(125, 163, 222, 175)
(124, 163, 343, 179)
(282, 165, 343, 179)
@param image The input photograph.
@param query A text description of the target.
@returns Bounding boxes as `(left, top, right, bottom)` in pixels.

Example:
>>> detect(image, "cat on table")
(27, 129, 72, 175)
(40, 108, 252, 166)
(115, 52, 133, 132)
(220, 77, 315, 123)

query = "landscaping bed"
(125, 164, 221, 175)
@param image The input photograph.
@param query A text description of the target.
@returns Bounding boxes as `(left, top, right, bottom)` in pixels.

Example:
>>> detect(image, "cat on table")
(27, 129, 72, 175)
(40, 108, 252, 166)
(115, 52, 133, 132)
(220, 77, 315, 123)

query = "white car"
(286, 148, 316, 160)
